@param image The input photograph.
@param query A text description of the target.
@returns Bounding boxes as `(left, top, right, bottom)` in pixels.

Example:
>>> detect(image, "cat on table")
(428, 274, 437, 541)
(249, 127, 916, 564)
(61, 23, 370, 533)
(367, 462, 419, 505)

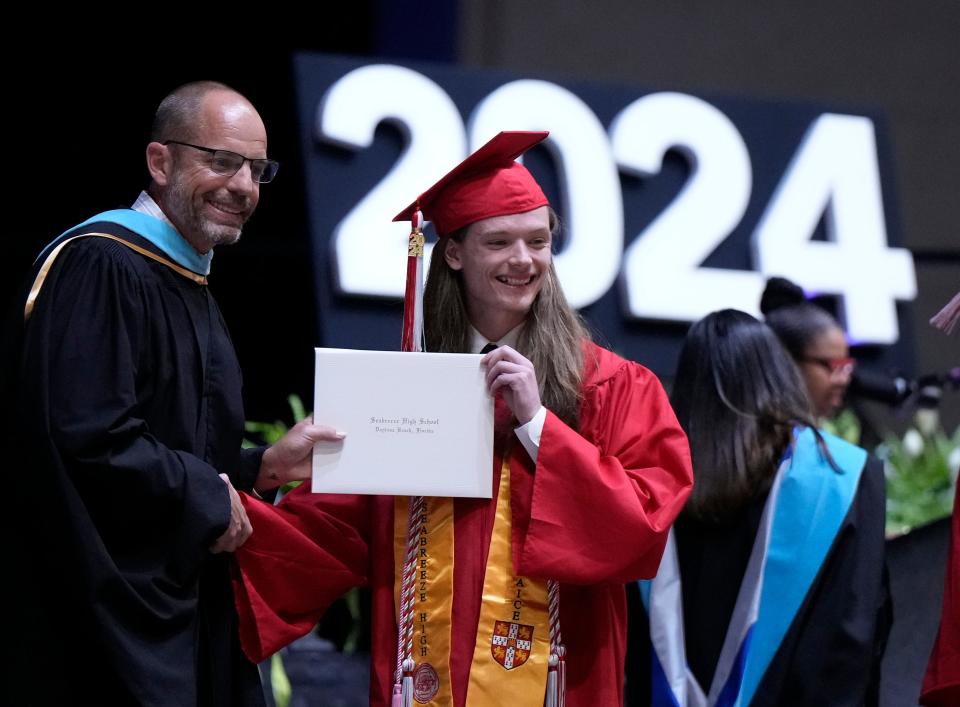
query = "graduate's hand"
(481, 345, 542, 425)
(256, 416, 345, 492)
(210, 474, 253, 553)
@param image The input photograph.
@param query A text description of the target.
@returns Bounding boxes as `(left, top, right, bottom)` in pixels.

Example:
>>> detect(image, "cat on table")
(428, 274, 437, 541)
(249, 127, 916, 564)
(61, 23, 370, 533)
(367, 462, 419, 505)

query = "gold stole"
(393, 497, 455, 706)
(465, 459, 550, 703)
(393, 457, 550, 706)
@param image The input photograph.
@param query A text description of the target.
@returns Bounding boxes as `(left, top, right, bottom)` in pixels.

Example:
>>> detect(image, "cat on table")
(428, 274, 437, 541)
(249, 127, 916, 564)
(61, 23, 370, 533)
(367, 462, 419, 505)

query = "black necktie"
(480, 342, 498, 354)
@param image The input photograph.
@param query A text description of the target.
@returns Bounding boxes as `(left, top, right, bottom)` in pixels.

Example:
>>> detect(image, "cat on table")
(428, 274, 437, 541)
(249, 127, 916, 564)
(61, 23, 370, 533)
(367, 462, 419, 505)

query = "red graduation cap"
(393, 130, 550, 237)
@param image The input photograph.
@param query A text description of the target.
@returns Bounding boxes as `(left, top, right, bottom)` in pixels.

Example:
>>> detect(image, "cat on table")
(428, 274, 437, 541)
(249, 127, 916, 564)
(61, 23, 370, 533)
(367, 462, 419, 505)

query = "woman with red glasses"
(761, 277, 856, 420)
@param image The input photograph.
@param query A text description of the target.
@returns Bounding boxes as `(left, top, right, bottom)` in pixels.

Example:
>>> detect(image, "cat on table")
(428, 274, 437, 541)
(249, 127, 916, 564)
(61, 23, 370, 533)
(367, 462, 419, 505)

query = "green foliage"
(825, 407, 958, 537)
(243, 394, 308, 494)
(880, 424, 959, 537)
(341, 587, 363, 654)
(270, 653, 292, 707)
(821, 408, 862, 445)
(243, 394, 307, 448)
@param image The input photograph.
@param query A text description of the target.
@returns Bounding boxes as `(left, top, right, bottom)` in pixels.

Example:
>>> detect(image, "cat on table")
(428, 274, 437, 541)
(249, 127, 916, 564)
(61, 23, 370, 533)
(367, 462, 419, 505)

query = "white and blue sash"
(639, 428, 866, 707)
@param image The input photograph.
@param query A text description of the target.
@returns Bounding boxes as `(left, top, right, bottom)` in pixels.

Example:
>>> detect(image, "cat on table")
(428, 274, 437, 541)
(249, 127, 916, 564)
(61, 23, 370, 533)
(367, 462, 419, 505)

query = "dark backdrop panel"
(459, 0, 960, 436)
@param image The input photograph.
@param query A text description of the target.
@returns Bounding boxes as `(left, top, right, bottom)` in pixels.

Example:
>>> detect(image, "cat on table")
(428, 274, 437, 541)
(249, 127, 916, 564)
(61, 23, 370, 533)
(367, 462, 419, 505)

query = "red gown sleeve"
(920, 478, 960, 706)
(232, 487, 371, 662)
(515, 348, 693, 584)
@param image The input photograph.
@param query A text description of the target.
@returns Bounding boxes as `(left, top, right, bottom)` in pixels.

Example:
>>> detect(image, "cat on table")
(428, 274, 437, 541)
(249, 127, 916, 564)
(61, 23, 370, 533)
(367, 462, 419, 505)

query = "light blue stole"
(37, 209, 212, 276)
(640, 428, 867, 707)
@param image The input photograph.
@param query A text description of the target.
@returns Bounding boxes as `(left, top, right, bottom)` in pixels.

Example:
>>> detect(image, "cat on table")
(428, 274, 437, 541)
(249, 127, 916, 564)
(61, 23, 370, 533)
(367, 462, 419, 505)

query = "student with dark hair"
(626, 309, 891, 707)
(761, 276, 855, 419)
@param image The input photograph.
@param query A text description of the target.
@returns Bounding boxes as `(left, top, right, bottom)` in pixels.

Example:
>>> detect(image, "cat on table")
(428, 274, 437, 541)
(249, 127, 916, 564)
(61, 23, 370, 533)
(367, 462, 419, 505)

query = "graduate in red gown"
(231, 131, 693, 707)
(920, 290, 960, 707)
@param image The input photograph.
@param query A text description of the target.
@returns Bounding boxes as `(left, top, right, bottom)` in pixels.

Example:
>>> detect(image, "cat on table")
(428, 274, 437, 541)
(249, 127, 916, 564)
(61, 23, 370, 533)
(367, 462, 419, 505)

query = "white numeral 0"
(612, 92, 760, 321)
(469, 80, 623, 308)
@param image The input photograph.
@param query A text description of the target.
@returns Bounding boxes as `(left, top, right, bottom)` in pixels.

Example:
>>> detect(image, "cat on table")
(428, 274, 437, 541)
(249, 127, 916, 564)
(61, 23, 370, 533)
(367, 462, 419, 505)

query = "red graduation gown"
(921, 478, 960, 706)
(233, 343, 693, 706)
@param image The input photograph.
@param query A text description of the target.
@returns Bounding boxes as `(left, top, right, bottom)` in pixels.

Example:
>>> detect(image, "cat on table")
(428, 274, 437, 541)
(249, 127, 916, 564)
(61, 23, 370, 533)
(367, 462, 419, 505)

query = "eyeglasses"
(163, 140, 279, 183)
(800, 356, 856, 377)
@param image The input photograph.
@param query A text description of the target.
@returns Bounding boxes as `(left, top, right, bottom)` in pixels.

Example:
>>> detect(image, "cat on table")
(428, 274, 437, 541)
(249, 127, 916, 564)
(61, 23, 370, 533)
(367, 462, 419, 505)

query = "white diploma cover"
(312, 348, 494, 498)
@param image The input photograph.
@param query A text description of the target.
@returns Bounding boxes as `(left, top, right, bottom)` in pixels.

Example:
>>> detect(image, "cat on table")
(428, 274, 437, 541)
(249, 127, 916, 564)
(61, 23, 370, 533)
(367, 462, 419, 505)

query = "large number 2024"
(318, 64, 916, 345)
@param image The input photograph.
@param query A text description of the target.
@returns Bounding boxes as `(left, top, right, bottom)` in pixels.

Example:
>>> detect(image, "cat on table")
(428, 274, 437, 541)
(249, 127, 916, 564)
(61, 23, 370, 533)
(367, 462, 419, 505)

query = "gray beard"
(165, 179, 246, 253)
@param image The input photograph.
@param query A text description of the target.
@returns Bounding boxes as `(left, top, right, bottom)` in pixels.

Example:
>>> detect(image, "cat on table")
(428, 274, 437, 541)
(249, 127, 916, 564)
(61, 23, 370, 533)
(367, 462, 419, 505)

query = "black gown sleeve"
(239, 445, 266, 491)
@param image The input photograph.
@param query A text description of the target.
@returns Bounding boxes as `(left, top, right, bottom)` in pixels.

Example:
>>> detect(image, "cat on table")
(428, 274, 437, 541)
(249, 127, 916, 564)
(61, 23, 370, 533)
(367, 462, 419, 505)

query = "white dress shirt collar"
(468, 323, 523, 354)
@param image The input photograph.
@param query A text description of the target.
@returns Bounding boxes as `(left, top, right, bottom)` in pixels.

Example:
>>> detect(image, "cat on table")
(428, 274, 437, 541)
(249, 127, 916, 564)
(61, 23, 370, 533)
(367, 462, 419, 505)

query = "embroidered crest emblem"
(491, 620, 534, 670)
(413, 662, 440, 703)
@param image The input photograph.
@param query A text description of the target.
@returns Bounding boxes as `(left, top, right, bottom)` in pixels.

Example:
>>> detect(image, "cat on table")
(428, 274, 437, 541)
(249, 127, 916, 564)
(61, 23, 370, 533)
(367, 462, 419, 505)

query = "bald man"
(2, 81, 332, 706)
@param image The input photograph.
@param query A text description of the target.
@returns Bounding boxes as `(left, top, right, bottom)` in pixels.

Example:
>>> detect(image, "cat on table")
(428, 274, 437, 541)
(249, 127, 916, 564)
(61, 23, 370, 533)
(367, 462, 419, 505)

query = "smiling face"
(443, 205, 552, 341)
(148, 90, 266, 253)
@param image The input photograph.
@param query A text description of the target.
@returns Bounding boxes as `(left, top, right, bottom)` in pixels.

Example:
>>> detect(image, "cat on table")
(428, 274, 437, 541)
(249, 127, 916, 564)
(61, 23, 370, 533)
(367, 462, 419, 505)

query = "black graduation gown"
(0, 223, 265, 706)
(624, 456, 892, 707)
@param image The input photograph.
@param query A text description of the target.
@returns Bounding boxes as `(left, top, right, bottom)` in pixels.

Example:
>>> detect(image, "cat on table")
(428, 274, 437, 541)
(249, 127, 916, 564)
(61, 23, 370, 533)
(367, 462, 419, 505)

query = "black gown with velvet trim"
(1, 223, 265, 706)
(625, 456, 891, 707)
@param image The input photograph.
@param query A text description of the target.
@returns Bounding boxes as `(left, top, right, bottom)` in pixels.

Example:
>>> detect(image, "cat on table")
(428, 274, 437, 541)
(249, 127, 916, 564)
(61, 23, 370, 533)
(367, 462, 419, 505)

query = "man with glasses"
(3, 81, 331, 706)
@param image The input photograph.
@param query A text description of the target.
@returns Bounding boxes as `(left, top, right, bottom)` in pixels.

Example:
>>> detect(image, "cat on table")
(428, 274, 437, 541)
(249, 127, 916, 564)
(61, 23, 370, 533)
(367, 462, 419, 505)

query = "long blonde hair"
(423, 209, 590, 428)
